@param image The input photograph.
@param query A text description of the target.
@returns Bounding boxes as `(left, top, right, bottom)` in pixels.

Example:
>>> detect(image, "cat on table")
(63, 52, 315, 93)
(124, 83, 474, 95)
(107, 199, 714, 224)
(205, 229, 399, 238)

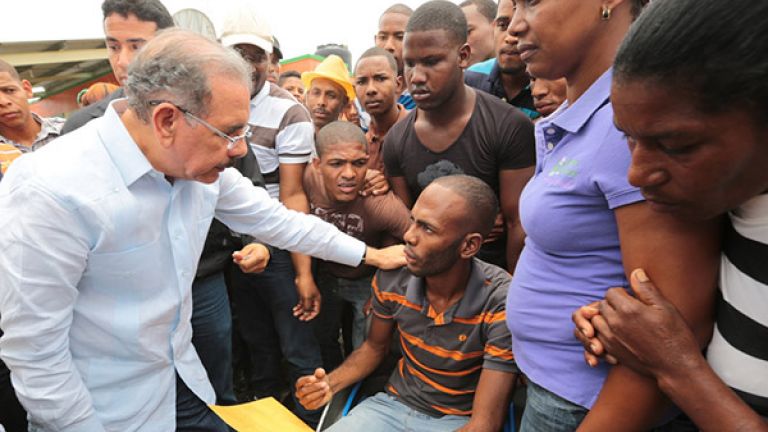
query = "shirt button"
(546, 128, 556, 135)
(546, 142, 555, 150)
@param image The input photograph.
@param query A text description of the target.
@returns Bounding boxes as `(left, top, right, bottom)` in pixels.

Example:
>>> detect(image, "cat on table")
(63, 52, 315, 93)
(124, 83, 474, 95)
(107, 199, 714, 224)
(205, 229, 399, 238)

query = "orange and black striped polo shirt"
(371, 258, 517, 417)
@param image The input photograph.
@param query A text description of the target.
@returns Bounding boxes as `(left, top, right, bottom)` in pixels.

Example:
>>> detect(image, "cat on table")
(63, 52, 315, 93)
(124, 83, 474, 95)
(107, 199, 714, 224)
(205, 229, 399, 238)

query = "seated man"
(305, 121, 410, 370)
(296, 175, 517, 432)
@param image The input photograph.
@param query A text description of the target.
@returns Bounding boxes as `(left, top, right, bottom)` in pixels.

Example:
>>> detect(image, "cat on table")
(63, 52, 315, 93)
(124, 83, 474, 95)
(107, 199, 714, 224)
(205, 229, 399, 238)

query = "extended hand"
(295, 368, 333, 411)
(232, 243, 271, 273)
(363, 245, 406, 270)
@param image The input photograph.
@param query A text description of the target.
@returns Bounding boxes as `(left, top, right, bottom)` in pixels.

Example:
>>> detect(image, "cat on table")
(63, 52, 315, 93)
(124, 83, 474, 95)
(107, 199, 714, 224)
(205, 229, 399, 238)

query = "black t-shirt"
(382, 90, 535, 200)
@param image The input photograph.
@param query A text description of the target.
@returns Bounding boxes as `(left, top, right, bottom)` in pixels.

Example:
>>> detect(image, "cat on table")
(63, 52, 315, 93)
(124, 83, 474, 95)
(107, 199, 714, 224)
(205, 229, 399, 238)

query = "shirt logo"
(544, 156, 579, 189)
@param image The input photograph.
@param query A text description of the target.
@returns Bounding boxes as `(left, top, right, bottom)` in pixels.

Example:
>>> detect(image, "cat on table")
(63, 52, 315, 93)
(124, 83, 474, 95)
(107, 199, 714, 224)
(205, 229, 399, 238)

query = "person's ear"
(459, 232, 483, 259)
(21, 80, 34, 99)
(395, 75, 405, 95)
(152, 103, 180, 148)
(458, 43, 471, 69)
(312, 156, 321, 169)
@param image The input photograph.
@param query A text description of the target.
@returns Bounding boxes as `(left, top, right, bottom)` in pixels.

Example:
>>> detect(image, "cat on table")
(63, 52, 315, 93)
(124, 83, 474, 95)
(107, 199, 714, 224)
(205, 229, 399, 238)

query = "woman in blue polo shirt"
(504, 0, 721, 430)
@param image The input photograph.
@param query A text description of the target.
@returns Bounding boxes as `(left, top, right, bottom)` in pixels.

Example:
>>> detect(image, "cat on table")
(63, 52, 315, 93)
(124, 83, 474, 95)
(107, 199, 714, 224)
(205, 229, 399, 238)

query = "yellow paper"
(209, 397, 314, 432)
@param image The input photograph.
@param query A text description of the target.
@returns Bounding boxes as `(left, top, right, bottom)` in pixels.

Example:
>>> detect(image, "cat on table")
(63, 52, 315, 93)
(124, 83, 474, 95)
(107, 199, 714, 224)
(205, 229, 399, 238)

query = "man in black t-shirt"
(382, 0, 534, 273)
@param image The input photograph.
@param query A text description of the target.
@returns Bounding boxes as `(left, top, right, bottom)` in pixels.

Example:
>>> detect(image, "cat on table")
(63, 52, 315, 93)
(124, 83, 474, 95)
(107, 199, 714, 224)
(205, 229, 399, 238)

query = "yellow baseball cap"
(301, 55, 356, 101)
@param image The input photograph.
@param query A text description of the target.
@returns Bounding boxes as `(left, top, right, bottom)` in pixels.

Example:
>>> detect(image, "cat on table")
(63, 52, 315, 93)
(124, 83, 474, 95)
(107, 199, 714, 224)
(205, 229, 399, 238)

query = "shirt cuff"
(329, 234, 367, 268)
(51, 413, 107, 432)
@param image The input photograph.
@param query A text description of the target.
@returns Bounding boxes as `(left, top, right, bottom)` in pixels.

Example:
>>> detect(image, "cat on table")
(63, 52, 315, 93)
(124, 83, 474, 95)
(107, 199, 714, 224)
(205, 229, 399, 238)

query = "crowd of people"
(0, 0, 766, 431)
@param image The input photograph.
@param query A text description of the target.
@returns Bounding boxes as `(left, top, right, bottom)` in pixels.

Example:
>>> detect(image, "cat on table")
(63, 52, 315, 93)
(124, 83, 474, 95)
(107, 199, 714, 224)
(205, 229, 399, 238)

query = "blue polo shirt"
(506, 68, 644, 409)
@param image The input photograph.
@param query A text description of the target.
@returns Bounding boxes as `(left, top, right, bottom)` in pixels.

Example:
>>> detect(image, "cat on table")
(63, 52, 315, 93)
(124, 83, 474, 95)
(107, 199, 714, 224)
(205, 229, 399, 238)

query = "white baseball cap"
(219, 3, 274, 53)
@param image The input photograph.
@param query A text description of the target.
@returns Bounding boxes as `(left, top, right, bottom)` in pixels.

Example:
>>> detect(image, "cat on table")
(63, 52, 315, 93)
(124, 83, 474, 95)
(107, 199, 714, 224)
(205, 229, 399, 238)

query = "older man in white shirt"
(0, 29, 404, 432)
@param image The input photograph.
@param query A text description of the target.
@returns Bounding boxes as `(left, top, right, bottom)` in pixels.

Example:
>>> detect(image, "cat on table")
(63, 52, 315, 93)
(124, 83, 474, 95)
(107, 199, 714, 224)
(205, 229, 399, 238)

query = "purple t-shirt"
(506, 69, 644, 409)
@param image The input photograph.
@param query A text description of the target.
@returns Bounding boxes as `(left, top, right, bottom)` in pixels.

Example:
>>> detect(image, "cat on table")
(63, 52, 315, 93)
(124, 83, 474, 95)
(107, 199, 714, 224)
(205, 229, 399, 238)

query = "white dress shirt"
(0, 101, 364, 432)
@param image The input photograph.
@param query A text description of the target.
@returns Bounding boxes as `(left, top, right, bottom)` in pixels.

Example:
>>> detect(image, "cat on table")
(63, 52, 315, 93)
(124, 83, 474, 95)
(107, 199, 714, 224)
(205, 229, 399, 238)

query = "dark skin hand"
(583, 269, 768, 432)
(592, 269, 703, 376)
(360, 169, 390, 196)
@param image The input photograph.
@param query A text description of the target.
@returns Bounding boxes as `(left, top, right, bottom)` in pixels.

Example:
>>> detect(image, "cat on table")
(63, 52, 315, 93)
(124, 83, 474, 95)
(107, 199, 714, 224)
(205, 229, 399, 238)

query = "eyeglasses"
(148, 100, 251, 151)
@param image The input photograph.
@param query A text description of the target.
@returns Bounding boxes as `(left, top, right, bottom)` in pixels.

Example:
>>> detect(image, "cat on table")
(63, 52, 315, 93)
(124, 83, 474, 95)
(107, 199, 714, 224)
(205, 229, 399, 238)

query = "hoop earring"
(601, 6, 612, 20)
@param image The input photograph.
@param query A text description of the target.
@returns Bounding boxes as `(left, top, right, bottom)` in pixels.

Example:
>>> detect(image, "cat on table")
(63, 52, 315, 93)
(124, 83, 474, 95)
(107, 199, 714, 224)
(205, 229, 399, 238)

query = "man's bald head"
(430, 175, 498, 237)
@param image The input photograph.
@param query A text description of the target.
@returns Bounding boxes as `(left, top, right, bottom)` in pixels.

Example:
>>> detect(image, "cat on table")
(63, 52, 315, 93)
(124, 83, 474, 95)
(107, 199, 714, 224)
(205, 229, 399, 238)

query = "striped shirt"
(372, 259, 517, 417)
(398, 92, 416, 111)
(247, 82, 315, 199)
(707, 194, 768, 417)
(0, 113, 64, 175)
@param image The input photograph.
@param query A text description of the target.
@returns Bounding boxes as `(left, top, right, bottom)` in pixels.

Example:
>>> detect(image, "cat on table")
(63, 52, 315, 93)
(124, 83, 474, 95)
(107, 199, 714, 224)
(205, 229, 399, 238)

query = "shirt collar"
(34, 113, 64, 139)
(402, 259, 488, 323)
(550, 68, 613, 134)
(96, 99, 155, 187)
(250, 82, 272, 108)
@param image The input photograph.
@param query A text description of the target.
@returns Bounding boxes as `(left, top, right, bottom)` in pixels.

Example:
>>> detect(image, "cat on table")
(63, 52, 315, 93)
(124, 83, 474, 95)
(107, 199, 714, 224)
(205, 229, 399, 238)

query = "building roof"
(1, 38, 112, 99)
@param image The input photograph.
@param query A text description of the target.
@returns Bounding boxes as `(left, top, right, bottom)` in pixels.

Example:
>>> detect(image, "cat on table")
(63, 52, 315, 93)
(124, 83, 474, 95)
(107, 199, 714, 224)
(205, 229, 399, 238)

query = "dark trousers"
(228, 248, 323, 423)
(190, 272, 237, 405)
(313, 272, 372, 372)
(176, 373, 232, 432)
(0, 357, 27, 432)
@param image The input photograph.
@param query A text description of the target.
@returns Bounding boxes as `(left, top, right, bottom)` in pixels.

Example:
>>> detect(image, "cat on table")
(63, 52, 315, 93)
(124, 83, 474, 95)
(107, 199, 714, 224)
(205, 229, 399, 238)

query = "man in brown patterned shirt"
(304, 121, 410, 371)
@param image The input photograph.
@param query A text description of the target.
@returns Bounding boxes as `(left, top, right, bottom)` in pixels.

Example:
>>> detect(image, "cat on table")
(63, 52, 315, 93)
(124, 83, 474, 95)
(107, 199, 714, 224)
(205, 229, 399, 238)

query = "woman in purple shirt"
(505, 0, 721, 430)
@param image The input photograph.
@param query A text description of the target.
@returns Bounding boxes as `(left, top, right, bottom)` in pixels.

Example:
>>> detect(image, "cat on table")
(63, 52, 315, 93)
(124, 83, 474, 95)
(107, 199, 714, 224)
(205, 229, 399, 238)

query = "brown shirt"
(365, 104, 409, 173)
(304, 164, 410, 279)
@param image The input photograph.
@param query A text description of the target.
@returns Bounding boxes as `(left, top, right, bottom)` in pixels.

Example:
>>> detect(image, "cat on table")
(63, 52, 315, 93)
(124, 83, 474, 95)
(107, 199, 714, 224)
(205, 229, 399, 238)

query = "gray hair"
(125, 28, 252, 122)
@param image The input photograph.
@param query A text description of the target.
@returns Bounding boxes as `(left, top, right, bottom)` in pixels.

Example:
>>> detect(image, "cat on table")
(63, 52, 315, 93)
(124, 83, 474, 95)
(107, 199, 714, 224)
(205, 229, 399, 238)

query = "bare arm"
(577, 202, 721, 431)
(279, 162, 320, 320)
(658, 339, 768, 431)
(295, 315, 395, 410)
(592, 270, 768, 432)
(389, 176, 413, 208)
(457, 369, 518, 432)
(499, 167, 533, 274)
